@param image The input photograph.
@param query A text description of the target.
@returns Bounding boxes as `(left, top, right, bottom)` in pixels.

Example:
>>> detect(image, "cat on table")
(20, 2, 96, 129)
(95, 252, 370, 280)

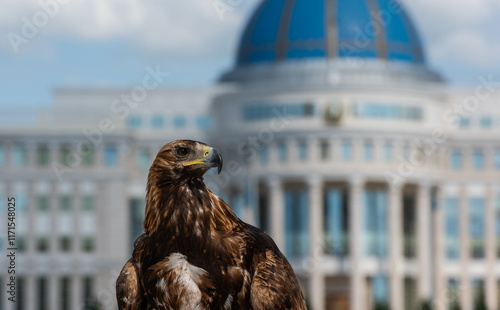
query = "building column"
(459, 185, 471, 310)
(26, 141, 37, 168)
(373, 137, 385, 162)
(349, 177, 365, 310)
(389, 183, 403, 310)
(73, 183, 82, 259)
(329, 137, 339, 162)
(49, 274, 60, 310)
(433, 186, 446, 310)
(287, 137, 298, 163)
(25, 182, 37, 310)
(26, 182, 36, 257)
(72, 274, 83, 310)
(26, 275, 37, 310)
(417, 182, 432, 303)
(244, 177, 258, 227)
(4, 141, 12, 168)
(95, 144, 104, 168)
(308, 137, 320, 162)
(308, 176, 325, 310)
(267, 177, 285, 251)
(352, 137, 362, 162)
(485, 185, 497, 310)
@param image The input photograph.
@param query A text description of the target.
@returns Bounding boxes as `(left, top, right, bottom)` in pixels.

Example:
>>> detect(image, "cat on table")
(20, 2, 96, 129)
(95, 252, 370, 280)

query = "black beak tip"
(217, 153, 223, 174)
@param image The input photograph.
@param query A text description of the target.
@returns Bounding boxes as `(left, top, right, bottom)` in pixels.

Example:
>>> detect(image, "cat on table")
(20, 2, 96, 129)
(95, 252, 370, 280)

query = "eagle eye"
(176, 147, 189, 157)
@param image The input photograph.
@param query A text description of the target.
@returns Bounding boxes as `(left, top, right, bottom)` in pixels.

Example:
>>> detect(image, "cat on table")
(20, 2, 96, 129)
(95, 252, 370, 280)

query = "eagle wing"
(116, 259, 144, 310)
(249, 231, 307, 310)
(116, 235, 147, 310)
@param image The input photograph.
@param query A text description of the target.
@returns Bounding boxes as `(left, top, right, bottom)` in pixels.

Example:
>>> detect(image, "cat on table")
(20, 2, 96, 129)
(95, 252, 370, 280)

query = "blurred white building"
(1, 0, 500, 310)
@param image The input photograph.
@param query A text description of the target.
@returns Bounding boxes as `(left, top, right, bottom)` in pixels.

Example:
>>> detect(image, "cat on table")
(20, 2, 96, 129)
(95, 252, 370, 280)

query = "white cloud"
(1, 0, 498, 84)
(1, 0, 256, 58)
(430, 31, 500, 68)
(404, 0, 500, 77)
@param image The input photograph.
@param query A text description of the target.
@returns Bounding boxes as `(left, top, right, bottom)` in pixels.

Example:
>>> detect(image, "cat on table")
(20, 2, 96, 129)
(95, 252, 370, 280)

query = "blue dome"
(237, 0, 425, 66)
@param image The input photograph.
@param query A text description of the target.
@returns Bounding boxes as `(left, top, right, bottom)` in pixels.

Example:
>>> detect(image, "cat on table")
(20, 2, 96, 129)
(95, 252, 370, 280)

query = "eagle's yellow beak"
(182, 146, 223, 174)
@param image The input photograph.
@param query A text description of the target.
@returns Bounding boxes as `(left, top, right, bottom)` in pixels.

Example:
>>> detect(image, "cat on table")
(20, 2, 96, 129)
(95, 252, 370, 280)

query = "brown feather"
(116, 140, 306, 310)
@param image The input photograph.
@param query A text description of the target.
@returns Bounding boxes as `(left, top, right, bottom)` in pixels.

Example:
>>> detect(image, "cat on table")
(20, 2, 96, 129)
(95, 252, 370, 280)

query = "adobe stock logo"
(7, 0, 73, 53)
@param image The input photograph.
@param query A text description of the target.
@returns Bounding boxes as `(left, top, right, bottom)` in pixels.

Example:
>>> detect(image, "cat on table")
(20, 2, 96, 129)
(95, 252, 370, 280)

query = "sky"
(0, 0, 499, 109)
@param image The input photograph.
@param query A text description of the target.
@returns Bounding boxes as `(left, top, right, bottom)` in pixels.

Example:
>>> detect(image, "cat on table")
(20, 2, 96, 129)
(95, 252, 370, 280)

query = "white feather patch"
(163, 253, 209, 310)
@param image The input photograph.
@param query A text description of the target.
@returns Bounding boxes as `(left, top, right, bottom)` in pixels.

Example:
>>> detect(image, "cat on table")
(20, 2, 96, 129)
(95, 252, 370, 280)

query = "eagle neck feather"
(143, 176, 239, 236)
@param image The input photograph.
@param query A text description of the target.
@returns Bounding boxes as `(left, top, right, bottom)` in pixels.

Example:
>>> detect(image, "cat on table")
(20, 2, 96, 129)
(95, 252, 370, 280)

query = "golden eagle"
(116, 140, 306, 310)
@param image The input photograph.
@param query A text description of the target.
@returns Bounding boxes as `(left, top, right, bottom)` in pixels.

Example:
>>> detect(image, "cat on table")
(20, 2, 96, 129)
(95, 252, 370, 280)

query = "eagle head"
(150, 140, 223, 182)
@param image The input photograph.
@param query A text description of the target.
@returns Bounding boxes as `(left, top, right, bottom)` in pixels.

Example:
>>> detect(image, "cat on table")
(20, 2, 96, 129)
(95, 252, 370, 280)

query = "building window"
(0, 144, 5, 167)
(341, 140, 352, 161)
(82, 196, 94, 212)
(495, 150, 500, 170)
(258, 188, 269, 233)
(384, 142, 393, 162)
(60, 196, 71, 212)
(196, 116, 212, 130)
(459, 117, 470, 128)
(285, 188, 309, 258)
(37, 237, 49, 252)
(17, 277, 25, 310)
(61, 277, 71, 310)
(364, 189, 388, 257)
(59, 145, 73, 167)
(82, 146, 94, 167)
(17, 236, 26, 252)
(472, 149, 484, 170)
(469, 198, 485, 259)
(60, 236, 72, 252)
(277, 141, 287, 162)
(174, 116, 186, 128)
(38, 277, 48, 310)
(472, 279, 487, 309)
(480, 117, 492, 128)
(450, 150, 462, 170)
(231, 194, 245, 220)
(297, 140, 307, 161)
(324, 188, 349, 256)
(363, 141, 373, 162)
(403, 194, 417, 258)
(37, 195, 49, 212)
(136, 148, 151, 171)
(17, 194, 28, 214)
(242, 103, 314, 121)
(104, 145, 118, 167)
(82, 237, 94, 252)
(371, 275, 389, 309)
(129, 198, 145, 250)
(447, 279, 460, 310)
(127, 116, 142, 128)
(12, 144, 27, 167)
(258, 147, 268, 164)
(445, 198, 460, 260)
(320, 141, 329, 160)
(84, 277, 94, 308)
(37, 144, 49, 166)
(354, 103, 422, 120)
(404, 277, 417, 310)
(151, 116, 165, 128)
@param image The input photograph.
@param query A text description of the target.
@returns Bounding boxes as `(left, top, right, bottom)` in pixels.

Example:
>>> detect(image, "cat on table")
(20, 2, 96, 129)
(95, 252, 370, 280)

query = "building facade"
(211, 1, 500, 310)
(1, 0, 500, 310)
